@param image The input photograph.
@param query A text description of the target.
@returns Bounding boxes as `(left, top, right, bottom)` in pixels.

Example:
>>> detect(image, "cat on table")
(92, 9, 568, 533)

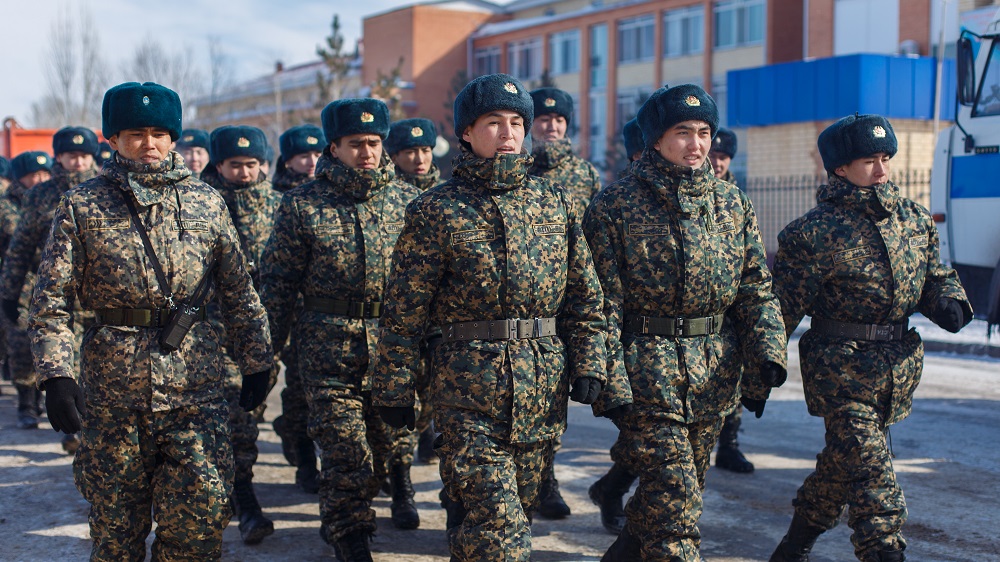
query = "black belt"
(303, 297, 382, 318)
(95, 307, 205, 328)
(623, 314, 725, 337)
(441, 317, 557, 343)
(810, 317, 908, 341)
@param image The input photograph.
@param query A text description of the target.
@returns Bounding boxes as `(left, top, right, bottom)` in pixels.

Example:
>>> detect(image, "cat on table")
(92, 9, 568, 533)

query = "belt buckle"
(675, 317, 685, 336)
(509, 318, 520, 340)
(533, 318, 543, 337)
(350, 301, 365, 317)
(869, 324, 892, 341)
(640, 316, 649, 334)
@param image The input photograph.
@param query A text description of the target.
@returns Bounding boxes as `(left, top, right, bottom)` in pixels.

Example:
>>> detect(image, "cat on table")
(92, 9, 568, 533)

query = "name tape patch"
(533, 223, 566, 236)
(909, 234, 928, 248)
(833, 245, 872, 263)
(86, 217, 130, 231)
(384, 222, 404, 234)
(452, 228, 495, 244)
(628, 223, 670, 236)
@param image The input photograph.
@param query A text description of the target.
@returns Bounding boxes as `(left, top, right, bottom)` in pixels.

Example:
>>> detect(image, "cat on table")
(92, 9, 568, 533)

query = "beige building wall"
(662, 55, 704, 85)
(552, 73, 581, 93)
(712, 46, 766, 74)
(617, 62, 657, 88)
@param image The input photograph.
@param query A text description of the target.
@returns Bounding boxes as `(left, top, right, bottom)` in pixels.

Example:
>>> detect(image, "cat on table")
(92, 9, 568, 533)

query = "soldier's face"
(217, 156, 260, 184)
(260, 160, 270, 176)
(709, 151, 731, 178)
(392, 146, 433, 175)
(180, 146, 209, 173)
(56, 151, 94, 172)
(110, 128, 174, 164)
(19, 170, 51, 189)
(287, 151, 321, 176)
(836, 153, 891, 186)
(654, 120, 712, 169)
(331, 134, 383, 170)
(531, 113, 567, 143)
(463, 110, 525, 159)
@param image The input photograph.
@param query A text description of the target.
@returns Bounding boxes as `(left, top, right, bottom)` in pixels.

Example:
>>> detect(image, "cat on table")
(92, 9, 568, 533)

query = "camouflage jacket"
(773, 177, 970, 425)
(373, 149, 619, 444)
(259, 152, 420, 391)
(718, 169, 737, 185)
(583, 150, 786, 423)
(272, 166, 313, 193)
(0, 180, 29, 262)
(396, 163, 442, 192)
(530, 138, 602, 210)
(27, 152, 273, 412)
(0, 163, 98, 303)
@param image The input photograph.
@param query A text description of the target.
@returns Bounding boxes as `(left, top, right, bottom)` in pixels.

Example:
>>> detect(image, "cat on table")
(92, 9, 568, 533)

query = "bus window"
(973, 41, 1000, 117)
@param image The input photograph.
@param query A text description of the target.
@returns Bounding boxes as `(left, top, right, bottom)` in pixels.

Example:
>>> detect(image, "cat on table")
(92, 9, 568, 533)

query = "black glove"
(379, 406, 416, 430)
(239, 370, 270, 412)
(569, 376, 602, 404)
(740, 396, 767, 419)
(1, 299, 19, 324)
(760, 361, 787, 388)
(44, 377, 86, 434)
(602, 403, 634, 421)
(929, 297, 967, 333)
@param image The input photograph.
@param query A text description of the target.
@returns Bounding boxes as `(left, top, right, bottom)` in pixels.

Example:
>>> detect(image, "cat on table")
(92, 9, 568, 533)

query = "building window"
(664, 5, 704, 57)
(550, 30, 581, 75)
(507, 37, 543, 81)
(616, 88, 653, 132)
(713, 0, 764, 49)
(474, 46, 501, 77)
(618, 15, 655, 63)
(589, 92, 607, 165)
(591, 23, 608, 89)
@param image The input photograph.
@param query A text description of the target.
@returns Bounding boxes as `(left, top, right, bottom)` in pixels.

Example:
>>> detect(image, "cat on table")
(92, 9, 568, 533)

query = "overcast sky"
(1, 0, 513, 127)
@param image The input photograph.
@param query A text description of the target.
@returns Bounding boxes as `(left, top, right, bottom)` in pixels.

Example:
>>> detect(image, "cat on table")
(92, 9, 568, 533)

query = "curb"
(923, 339, 1000, 359)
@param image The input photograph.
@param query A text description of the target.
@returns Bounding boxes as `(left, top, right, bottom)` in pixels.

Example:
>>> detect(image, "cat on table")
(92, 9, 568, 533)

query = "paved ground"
(2, 340, 998, 561)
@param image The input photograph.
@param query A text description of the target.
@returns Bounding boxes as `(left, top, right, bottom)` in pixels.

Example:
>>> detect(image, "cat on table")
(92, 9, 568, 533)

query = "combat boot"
(232, 478, 274, 545)
(873, 549, 905, 562)
(716, 413, 754, 473)
(439, 488, 467, 530)
(333, 531, 373, 562)
(601, 523, 641, 561)
(295, 437, 320, 494)
(537, 464, 571, 519)
(389, 461, 420, 529)
(588, 462, 636, 534)
(769, 514, 825, 561)
(15, 384, 38, 429)
(272, 414, 298, 466)
(416, 426, 437, 463)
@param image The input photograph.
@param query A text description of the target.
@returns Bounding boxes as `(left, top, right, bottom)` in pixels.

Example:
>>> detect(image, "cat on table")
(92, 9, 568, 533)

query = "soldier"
(623, 118, 644, 164)
(1, 150, 53, 428)
(0, 156, 11, 195)
(372, 73, 629, 562)
(708, 127, 738, 185)
(96, 142, 113, 168)
(259, 97, 421, 561)
(260, 145, 275, 178)
(1, 128, 99, 442)
(769, 114, 972, 562)
(528, 87, 601, 210)
(28, 81, 273, 561)
(199, 124, 282, 545)
(269, 123, 326, 495)
(176, 128, 210, 178)
(583, 84, 787, 560)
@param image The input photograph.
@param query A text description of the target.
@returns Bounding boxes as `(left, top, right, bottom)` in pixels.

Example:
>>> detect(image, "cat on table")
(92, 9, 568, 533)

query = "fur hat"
(818, 113, 898, 173)
(0, 156, 9, 180)
(264, 145, 275, 166)
(453, 73, 533, 144)
(530, 87, 573, 126)
(279, 124, 326, 159)
(637, 84, 719, 148)
(623, 118, 644, 160)
(711, 127, 737, 158)
(210, 125, 268, 163)
(102, 82, 183, 140)
(96, 142, 113, 165)
(321, 98, 390, 143)
(176, 129, 210, 150)
(385, 118, 437, 156)
(10, 151, 53, 181)
(52, 126, 99, 157)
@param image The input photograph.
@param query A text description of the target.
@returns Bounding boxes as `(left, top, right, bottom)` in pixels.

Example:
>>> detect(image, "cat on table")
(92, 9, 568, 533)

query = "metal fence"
(743, 169, 932, 260)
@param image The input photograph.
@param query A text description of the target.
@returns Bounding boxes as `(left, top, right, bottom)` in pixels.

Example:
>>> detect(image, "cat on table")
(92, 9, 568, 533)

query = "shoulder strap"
(123, 193, 173, 306)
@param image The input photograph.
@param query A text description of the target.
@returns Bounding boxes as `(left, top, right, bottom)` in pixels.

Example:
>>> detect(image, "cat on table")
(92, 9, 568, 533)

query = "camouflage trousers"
(436, 425, 549, 562)
(4, 316, 33, 387)
(278, 335, 309, 440)
(612, 414, 724, 561)
(225, 358, 277, 482)
(306, 385, 407, 542)
(74, 403, 233, 561)
(792, 412, 907, 559)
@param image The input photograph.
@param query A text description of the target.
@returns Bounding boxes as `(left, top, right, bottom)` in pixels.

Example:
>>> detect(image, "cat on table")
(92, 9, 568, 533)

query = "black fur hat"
(209, 125, 268, 163)
(0, 156, 9, 180)
(711, 127, 737, 158)
(385, 118, 437, 155)
(176, 129, 210, 150)
(280, 124, 326, 159)
(623, 119, 644, 160)
(10, 151, 52, 180)
(454, 73, 533, 145)
(102, 82, 182, 140)
(637, 84, 718, 148)
(52, 127, 99, 157)
(530, 87, 573, 126)
(96, 142, 113, 165)
(321, 98, 390, 143)
(818, 113, 898, 173)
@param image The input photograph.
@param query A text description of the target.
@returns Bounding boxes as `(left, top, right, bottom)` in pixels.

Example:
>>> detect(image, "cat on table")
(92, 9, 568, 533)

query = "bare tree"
(207, 36, 235, 105)
(121, 37, 206, 121)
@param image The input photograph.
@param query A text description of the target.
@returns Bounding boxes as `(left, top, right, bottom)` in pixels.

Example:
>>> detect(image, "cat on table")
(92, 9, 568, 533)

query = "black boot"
(439, 488, 467, 530)
(416, 426, 437, 464)
(601, 523, 641, 562)
(873, 549, 905, 562)
(588, 462, 636, 534)
(537, 464, 571, 519)
(295, 438, 319, 494)
(769, 514, 825, 562)
(389, 462, 420, 530)
(333, 531, 373, 562)
(716, 411, 754, 473)
(272, 415, 298, 466)
(15, 384, 38, 429)
(232, 478, 274, 545)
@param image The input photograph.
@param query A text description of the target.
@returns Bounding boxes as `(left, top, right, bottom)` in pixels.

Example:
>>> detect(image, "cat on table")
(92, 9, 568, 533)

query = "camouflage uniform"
(583, 151, 786, 560)
(374, 149, 619, 562)
(28, 152, 273, 561)
(772, 177, 970, 560)
(0, 179, 31, 385)
(272, 166, 313, 193)
(529, 138, 602, 209)
(259, 151, 420, 544)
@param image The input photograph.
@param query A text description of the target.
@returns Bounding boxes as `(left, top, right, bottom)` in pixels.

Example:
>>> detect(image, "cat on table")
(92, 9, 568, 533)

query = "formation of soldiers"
(0, 71, 971, 562)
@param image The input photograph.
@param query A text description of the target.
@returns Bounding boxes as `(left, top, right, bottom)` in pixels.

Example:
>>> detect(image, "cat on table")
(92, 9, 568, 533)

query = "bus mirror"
(957, 37, 976, 106)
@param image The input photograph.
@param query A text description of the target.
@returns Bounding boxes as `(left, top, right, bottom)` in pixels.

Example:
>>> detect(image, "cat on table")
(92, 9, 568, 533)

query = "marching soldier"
(708, 127, 738, 185)
(175, 129, 210, 178)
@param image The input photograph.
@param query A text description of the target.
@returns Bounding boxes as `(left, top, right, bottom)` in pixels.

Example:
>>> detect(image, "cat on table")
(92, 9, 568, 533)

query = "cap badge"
(142, 96, 150, 105)
(684, 95, 701, 107)
(873, 126, 886, 138)
(183, 135, 194, 142)
(36, 155, 47, 164)
(101, 151, 111, 158)
(237, 137, 251, 148)
(72, 134, 84, 144)
(504, 82, 518, 94)
(360, 112, 375, 123)
(306, 136, 319, 145)
(544, 98, 556, 107)
(410, 126, 423, 137)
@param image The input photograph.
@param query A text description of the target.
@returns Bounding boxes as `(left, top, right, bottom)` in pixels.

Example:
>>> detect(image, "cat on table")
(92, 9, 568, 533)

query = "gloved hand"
(1, 299, 19, 324)
(929, 297, 968, 333)
(740, 396, 767, 419)
(569, 376, 602, 404)
(44, 377, 86, 434)
(602, 403, 634, 421)
(760, 361, 787, 388)
(239, 370, 270, 412)
(379, 406, 416, 430)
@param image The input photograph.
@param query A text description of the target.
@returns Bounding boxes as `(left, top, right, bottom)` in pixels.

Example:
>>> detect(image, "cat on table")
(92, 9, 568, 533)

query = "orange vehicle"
(1, 117, 105, 159)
